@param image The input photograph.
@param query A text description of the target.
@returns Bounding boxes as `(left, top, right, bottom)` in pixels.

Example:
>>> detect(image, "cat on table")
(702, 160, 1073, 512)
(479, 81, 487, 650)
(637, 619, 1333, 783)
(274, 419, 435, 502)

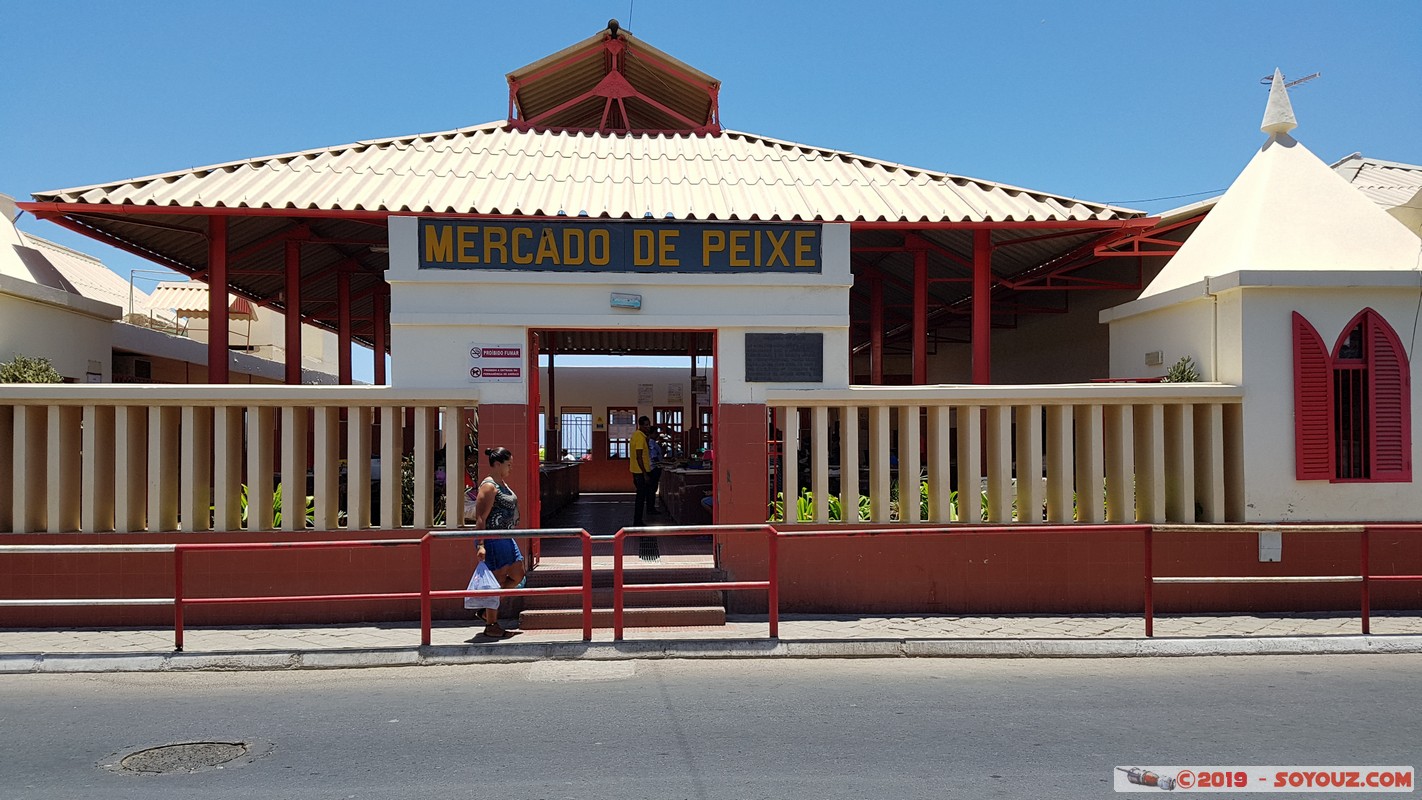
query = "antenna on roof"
(1259, 71, 1320, 88)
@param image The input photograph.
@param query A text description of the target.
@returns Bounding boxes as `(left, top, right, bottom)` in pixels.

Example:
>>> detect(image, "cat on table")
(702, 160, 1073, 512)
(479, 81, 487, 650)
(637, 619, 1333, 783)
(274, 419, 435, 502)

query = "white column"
(1014, 405, 1043, 524)
(47, 406, 82, 533)
(868, 405, 891, 523)
(213, 407, 244, 532)
(0, 407, 12, 532)
(1164, 404, 1195, 523)
(1224, 403, 1246, 523)
(780, 406, 800, 521)
(413, 406, 437, 528)
(1104, 404, 1134, 523)
(347, 406, 372, 530)
(443, 405, 465, 529)
(811, 406, 830, 523)
(839, 406, 860, 524)
(281, 406, 310, 532)
(82, 405, 116, 533)
(898, 406, 921, 523)
(115, 406, 148, 533)
(312, 406, 342, 531)
(926, 406, 952, 523)
(1133, 403, 1166, 524)
(380, 405, 405, 529)
(1044, 405, 1073, 523)
(15, 406, 47, 532)
(1194, 403, 1225, 523)
(246, 406, 276, 531)
(180, 405, 213, 532)
(148, 406, 180, 532)
(985, 406, 1012, 523)
(955, 406, 981, 523)
(1073, 404, 1104, 524)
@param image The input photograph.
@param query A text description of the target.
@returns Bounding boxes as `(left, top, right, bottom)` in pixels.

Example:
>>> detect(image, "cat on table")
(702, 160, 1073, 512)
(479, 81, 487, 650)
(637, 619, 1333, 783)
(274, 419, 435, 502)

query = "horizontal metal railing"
(3, 523, 1419, 648)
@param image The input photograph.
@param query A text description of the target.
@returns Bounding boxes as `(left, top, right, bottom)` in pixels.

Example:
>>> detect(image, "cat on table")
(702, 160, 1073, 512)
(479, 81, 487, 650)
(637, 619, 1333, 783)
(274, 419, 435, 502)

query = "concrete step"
(527, 566, 724, 589)
(518, 606, 727, 630)
(521, 586, 724, 611)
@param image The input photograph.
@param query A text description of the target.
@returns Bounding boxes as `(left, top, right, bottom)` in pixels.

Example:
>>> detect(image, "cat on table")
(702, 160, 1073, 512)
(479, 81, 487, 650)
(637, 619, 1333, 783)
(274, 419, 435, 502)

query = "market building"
(2, 26, 1418, 626)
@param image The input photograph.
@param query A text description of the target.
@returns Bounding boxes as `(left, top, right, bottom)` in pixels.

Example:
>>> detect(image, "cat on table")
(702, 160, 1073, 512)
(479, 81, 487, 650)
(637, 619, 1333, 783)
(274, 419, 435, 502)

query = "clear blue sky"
(3, 1, 1419, 379)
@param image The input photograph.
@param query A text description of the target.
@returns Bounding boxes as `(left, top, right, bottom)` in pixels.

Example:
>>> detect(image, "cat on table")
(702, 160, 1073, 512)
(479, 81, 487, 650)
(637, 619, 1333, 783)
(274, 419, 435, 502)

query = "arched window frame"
(1293, 309, 1412, 483)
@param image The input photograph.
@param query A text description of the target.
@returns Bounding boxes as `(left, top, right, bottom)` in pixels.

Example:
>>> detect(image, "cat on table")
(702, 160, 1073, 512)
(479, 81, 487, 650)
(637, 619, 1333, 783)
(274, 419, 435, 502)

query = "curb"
(4, 635, 1422, 673)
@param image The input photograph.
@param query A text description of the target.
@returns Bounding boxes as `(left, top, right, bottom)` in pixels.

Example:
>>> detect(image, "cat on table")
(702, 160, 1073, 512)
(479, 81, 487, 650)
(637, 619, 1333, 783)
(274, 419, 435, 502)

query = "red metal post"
(208, 216, 230, 384)
(972, 229, 992, 385)
(582, 531, 594, 642)
(372, 285, 387, 386)
(420, 534, 432, 646)
(767, 526, 780, 639)
(1143, 527, 1154, 638)
(173, 548, 185, 651)
(913, 249, 927, 385)
(1361, 527, 1371, 635)
(284, 240, 302, 385)
(337, 270, 352, 385)
(613, 530, 626, 641)
(869, 269, 884, 385)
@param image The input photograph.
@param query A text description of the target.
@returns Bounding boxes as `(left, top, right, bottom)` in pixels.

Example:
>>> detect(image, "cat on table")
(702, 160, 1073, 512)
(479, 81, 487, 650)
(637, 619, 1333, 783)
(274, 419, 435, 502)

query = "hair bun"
(484, 447, 496, 457)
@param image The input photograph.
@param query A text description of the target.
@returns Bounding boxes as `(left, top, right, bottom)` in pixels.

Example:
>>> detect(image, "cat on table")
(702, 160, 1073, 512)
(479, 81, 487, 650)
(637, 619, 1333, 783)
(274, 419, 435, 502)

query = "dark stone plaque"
(745, 333, 823, 383)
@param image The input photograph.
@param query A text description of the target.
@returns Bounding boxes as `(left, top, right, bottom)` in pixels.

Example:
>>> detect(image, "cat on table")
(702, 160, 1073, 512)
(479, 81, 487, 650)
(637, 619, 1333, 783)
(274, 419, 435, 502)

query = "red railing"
(1144, 525, 1422, 636)
(611, 524, 777, 640)
(173, 538, 422, 651)
(4, 523, 1421, 647)
(419, 528, 594, 645)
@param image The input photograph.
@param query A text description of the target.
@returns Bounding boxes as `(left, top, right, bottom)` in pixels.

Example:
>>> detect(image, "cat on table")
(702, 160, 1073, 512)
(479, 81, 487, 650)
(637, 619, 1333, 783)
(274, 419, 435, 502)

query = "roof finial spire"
(1261, 68, 1298, 136)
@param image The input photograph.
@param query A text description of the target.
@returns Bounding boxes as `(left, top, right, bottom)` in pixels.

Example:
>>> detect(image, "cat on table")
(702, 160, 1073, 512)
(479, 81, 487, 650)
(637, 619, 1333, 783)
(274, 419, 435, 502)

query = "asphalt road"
(1, 655, 1418, 799)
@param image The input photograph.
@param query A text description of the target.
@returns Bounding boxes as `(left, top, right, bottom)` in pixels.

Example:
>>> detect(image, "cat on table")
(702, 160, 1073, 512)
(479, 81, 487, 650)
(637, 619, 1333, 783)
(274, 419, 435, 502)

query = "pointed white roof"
(1140, 79, 1422, 299)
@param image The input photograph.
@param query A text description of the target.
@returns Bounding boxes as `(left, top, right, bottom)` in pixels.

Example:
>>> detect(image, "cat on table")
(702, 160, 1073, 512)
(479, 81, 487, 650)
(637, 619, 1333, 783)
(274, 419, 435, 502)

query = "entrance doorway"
(530, 329, 716, 546)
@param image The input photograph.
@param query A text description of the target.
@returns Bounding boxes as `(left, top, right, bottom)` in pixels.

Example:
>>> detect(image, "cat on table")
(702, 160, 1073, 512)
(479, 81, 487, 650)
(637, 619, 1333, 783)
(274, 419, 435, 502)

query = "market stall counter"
(659, 465, 713, 525)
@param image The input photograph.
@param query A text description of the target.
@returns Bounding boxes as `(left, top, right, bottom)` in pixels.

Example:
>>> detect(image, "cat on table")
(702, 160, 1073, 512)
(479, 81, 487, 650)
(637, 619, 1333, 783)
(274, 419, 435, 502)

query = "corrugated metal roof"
(1331, 153, 1422, 210)
(33, 123, 1139, 223)
(17, 232, 153, 310)
(147, 282, 258, 320)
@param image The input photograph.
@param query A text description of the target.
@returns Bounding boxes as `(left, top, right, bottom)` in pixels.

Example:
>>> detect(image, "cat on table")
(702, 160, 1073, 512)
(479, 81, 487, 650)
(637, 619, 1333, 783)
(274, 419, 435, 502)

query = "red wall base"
(0, 530, 499, 628)
(717, 525, 1422, 615)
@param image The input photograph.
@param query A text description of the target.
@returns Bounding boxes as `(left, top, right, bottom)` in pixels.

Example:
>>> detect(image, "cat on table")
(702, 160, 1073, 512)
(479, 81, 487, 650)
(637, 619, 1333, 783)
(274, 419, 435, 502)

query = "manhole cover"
(117, 742, 249, 774)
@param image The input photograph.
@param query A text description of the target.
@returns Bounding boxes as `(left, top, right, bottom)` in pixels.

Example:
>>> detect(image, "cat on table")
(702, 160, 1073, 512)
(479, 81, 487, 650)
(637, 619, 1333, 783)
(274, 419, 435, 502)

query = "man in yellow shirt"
(630, 415, 653, 527)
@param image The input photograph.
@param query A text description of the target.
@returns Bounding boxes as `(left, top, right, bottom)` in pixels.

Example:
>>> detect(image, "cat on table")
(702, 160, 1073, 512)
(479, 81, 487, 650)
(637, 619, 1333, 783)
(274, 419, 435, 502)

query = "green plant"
(769, 490, 871, 522)
(0, 354, 62, 383)
(213, 484, 316, 528)
(1162, 355, 1201, 383)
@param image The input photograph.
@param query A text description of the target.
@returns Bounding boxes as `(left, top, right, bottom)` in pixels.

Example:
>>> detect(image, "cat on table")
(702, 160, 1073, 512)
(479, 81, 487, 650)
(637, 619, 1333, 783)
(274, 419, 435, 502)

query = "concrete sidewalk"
(3, 612, 1422, 672)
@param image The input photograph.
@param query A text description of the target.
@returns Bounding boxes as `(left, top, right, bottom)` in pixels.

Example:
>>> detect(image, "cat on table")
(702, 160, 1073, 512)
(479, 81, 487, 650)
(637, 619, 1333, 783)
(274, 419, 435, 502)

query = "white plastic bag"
(463, 561, 501, 610)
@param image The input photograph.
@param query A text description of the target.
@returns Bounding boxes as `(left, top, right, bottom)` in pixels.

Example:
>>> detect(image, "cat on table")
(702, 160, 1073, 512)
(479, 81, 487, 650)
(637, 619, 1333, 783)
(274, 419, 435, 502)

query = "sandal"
(483, 623, 511, 638)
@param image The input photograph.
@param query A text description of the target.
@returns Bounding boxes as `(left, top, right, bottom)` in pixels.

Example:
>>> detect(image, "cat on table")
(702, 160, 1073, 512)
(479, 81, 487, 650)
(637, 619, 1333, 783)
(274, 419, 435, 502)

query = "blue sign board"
(418, 219, 821, 273)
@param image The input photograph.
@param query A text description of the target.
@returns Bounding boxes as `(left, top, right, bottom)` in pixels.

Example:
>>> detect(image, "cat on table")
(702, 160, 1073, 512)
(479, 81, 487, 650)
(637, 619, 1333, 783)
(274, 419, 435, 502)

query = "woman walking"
(468, 446, 526, 638)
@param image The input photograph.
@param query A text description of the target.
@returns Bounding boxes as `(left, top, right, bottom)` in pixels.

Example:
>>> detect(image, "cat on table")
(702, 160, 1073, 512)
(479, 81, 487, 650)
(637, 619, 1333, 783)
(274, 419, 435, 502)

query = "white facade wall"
(387, 218, 852, 402)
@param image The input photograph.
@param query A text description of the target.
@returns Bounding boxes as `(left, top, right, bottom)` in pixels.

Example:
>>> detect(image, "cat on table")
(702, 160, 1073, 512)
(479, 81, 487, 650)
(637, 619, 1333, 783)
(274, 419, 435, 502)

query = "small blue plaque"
(611, 292, 642, 310)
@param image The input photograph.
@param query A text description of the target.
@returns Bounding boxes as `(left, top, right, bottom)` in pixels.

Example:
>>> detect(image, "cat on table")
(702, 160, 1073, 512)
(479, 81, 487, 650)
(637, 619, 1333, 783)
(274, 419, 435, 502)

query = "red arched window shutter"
(1293, 312, 1333, 480)
(1364, 309, 1412, 481)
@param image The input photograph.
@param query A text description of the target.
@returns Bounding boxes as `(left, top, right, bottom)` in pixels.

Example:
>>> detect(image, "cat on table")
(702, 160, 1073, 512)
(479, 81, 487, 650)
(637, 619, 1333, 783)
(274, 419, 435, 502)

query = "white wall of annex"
(387, 217, 851, 402)
(1105, 295, 1219, 382)
(1235, 286, 1422, 521)
(0, 291, 113, 381)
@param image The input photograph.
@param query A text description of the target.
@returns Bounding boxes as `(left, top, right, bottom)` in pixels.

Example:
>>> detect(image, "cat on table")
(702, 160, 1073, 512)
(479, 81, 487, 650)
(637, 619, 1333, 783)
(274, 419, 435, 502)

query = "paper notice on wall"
(638, 383, 653, 404)
(468, 344, 523, 383)
(668, 383, 683, 403)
